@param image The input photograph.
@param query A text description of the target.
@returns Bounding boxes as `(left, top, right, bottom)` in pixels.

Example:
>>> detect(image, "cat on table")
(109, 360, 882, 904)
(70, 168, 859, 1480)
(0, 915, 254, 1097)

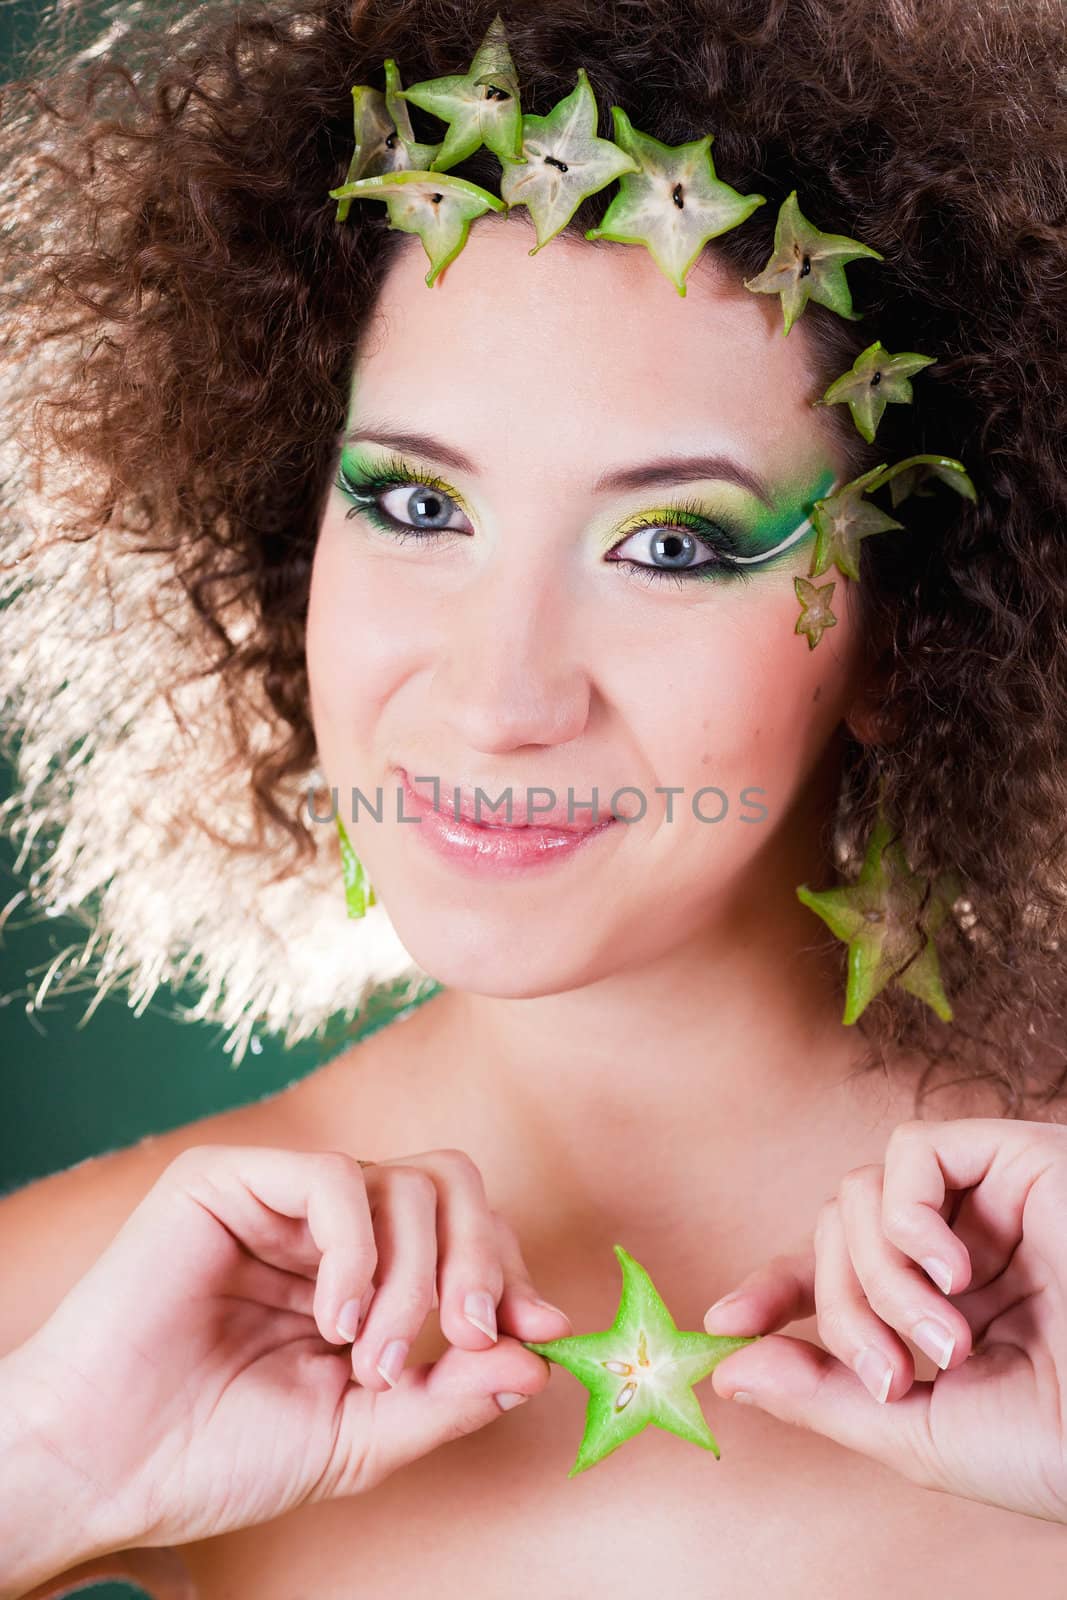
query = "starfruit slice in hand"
(328, 168, 506, 287)
(814, 340, 937, 443)
(796, 812, 955, 1024)
(744, 189, 883, 335)
(497, 67, 640, 254)
(867, 453, 977, 509)
(523, 1244, 758, 1478)
(393, 11, 525, 172)
(583, 108, 765, 296)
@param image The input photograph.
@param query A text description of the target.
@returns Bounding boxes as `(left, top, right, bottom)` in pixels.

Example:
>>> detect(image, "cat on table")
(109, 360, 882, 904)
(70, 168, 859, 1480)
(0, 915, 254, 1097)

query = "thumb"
(324, 1337, 552, 1497)
(709, 1332, 938, 1486)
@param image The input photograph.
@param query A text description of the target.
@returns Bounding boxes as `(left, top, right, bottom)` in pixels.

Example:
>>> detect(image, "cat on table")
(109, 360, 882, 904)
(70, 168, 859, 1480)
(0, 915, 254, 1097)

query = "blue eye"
(334, 458, 753, 586)
(336, 459, 470, 543)
(606, 503, 752, 588)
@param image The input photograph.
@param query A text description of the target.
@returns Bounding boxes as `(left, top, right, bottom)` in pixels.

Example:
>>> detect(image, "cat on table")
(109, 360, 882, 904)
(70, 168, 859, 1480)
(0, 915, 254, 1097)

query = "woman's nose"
(428, 560, 591, 752)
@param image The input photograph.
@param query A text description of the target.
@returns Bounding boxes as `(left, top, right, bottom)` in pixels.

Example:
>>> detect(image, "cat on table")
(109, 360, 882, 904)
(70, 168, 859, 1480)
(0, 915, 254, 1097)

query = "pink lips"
(396, 766, 618, 876)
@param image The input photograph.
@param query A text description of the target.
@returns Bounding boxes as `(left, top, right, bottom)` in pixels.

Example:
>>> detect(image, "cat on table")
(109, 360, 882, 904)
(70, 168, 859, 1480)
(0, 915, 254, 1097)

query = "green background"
(0, 4, 420, 1591)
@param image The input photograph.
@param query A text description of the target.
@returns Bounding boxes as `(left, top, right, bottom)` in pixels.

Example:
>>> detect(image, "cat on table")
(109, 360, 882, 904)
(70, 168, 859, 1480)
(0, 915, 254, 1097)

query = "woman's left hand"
(702, 1117, 1067, 1522)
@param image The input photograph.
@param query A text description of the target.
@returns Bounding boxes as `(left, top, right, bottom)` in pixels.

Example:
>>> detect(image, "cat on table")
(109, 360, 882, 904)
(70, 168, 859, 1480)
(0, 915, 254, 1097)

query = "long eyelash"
(336, 453, 466, 543)
(335, 460, 752, 583)
(614, 497, 752, 588)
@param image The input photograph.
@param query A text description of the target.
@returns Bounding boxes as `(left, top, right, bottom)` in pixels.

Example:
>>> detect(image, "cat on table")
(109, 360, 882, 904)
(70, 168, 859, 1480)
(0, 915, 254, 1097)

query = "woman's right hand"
(9, 1144, 572, 1553)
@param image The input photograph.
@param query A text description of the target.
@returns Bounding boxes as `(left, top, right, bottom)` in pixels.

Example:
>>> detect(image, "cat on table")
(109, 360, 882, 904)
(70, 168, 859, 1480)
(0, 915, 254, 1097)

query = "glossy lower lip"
(397, 769, 617, 876)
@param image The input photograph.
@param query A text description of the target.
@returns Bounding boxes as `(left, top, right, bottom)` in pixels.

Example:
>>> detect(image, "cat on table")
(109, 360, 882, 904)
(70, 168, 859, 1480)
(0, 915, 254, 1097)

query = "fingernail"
(856, 1345, 893, 1404)
(913, 1316, 955, 1370)
(530, 1296, 570, 1321)
(336, 1299, 361, 1342)
(705, 1291, 747, 1326)
(731, 1390, 755, 1404)
(921, 1255, 953, 1295)
(376, 1338, 409, 1387)
(494, 1391, 529, 1411)
(464, 1290, 497, 1341)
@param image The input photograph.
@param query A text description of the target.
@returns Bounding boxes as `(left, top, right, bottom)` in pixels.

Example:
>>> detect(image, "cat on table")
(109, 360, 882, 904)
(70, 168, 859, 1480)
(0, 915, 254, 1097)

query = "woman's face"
(307, 217, 869, 993)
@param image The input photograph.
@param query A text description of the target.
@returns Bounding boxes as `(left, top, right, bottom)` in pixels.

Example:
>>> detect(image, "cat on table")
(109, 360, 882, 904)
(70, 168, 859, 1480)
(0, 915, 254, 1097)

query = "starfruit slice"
(497, 67, 640, 254)
(382, 58, 445, 170)
(815, 340, 937, 443)
(808, 463, 905, 581)
(868, 453, 977, 510)
(744, 189, 884, 335)
(796, 811, 955, 1024)
(327, 168, 506, 287)
(523, 1244, 758, 1477)
(794, 575, 838, 650)
(393, 11, 526, 172)
(333, 86, 406, 222)
(336, 813, 377, 916)
(583, 107, 765, 296)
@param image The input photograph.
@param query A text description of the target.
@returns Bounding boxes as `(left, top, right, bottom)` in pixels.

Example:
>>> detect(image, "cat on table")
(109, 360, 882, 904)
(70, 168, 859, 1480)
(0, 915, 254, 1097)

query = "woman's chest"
(182, 1326, 1061, 1600)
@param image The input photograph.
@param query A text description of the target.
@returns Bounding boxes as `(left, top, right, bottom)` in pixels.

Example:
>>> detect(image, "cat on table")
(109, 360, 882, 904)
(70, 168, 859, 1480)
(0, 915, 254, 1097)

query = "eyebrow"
(343, 425, 776, 509)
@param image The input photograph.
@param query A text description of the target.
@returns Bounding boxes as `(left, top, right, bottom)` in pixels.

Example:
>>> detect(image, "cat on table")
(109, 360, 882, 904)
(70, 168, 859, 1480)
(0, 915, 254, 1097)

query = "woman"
(1, 0, 1066, 1593)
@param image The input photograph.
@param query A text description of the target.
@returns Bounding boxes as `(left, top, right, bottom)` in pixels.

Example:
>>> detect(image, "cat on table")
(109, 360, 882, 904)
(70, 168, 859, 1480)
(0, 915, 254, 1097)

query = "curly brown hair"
(1, 0, 1065, 1110)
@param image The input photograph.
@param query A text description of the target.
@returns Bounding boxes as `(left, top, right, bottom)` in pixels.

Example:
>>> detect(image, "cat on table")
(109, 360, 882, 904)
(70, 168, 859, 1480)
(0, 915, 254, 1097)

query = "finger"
(703, 1178, 957, 1335)
(489, 1211, 573, 1339)
(839, 1164, 971, 1385)
(410, 1148, 507, 1351)
(320, 1340, 555, 1500)
(347, 1164, 439, 1392)
(168, 1145, 377, 1347)
(708, 1330, 943, 1492)
(879, 1117, 1059, 1299)
(703, 1248, 817, 1335)
(814, 1188, 914, 1403)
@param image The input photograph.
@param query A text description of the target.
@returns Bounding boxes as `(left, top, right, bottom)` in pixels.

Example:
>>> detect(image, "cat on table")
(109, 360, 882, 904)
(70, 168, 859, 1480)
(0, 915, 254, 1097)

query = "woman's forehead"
(351, 220, 836, 481)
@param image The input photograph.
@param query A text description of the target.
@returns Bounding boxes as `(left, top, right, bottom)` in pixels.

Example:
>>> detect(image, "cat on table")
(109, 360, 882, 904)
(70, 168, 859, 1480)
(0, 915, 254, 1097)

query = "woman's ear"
(844, 659, 905, 746)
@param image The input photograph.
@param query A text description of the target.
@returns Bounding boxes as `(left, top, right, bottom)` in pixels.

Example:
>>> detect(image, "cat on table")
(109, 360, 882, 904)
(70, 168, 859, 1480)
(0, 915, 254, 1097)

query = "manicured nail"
(921, 1255, 953, 1295)
(530, 1296, 570, 1321)
(704, 1291, 746, 1325)
(464, 1290, 497, 1341)
(336, 1299, 361, 1342)
(376, 1338, 409, 1387)
(856, 1345, 893, 1404)
(913, 1316, 955, 1370)
(494, 1391, 529, 1411)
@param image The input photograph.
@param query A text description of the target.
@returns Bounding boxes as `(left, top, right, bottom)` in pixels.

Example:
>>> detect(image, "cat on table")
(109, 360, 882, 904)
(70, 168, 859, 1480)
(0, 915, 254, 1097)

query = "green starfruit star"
(497, 68, 640, 254)
(869, 453, 977, 510)
(794, 575, 838, 649)
(333, 87, 406, 223)
(328, 167, 506, 287)
(393, 12, 526, 172)
(744, 189, 884, 335)
(796, 811, 955, 1024)
(336, 813, 376, 916)
(814, 340, 937, 443)
(583, 108, 765, 296)
(808, 464, 905, 581)
(523, 1244, 758, 1478)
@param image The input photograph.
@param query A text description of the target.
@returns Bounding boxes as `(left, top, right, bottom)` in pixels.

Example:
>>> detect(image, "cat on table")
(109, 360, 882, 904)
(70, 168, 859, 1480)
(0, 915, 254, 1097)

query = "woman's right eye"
(337, 468, 472, 540)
